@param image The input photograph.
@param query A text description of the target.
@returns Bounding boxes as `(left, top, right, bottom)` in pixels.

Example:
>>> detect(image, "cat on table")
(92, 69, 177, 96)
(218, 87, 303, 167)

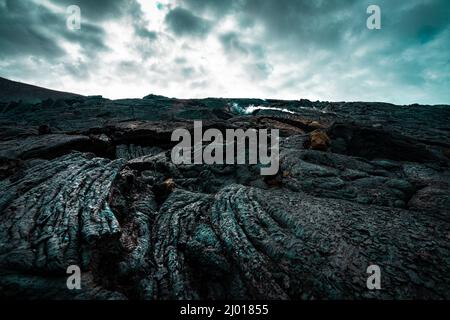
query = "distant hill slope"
(0, 77, 83, 103)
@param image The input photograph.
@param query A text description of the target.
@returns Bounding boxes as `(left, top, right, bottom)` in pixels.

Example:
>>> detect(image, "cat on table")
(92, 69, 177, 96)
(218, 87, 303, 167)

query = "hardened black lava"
(0, 78, 449, 299)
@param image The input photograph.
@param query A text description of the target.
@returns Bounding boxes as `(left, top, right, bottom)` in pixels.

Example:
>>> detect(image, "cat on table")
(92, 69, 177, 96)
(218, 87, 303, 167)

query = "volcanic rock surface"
(0, 79, 449, 299)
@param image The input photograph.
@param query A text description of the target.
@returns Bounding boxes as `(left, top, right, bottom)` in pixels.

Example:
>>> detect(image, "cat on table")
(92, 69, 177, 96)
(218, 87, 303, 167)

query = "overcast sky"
(0, 0, 449, 104)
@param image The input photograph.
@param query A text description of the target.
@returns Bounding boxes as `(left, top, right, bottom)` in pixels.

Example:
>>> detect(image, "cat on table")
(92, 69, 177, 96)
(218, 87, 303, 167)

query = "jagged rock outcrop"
(0, 134, 91, 159)
(0, 88, 449, 299)
(0, 153, 124, 271)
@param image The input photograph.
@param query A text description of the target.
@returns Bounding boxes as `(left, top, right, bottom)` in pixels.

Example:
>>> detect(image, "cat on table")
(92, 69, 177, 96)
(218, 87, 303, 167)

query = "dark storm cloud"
(50, 0, 127, 21)
(173, 0, 450, 103)
(0, 0, 449, 103)
(64, 59, 91, 79)
(219, 32, 272, 79)
(0, 0, 65, 58)
(176, 0, 450, 57)
(181, 0, 234, 16)
(179, 0, 361, 48)
(0, 0, 156, 60)
(63, 23, 108, 52)
(128, 0, 158, 41)
(135, 28, 157, 40)
(382, 0, 450, 45)
(165, 7, 212, 37)
(353, 0, 450, 94)
(54, 0, 158, 42)
(0, 0, 108, 60)
(219, 32, 265, 59)
(238, 0, 360, 48)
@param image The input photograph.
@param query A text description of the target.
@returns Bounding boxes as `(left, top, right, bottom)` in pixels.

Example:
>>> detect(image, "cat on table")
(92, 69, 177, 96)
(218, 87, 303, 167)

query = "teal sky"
(0, 0, 449, 104)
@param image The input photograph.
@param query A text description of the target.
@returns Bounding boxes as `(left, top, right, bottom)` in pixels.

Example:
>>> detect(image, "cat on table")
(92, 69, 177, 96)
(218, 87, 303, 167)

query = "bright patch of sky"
(0, 0, 449, 104)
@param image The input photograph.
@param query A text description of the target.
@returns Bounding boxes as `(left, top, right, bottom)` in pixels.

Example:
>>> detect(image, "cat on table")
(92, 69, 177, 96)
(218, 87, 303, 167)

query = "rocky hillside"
(0, 80, 449, 299)
(0, 77, 82, 103)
